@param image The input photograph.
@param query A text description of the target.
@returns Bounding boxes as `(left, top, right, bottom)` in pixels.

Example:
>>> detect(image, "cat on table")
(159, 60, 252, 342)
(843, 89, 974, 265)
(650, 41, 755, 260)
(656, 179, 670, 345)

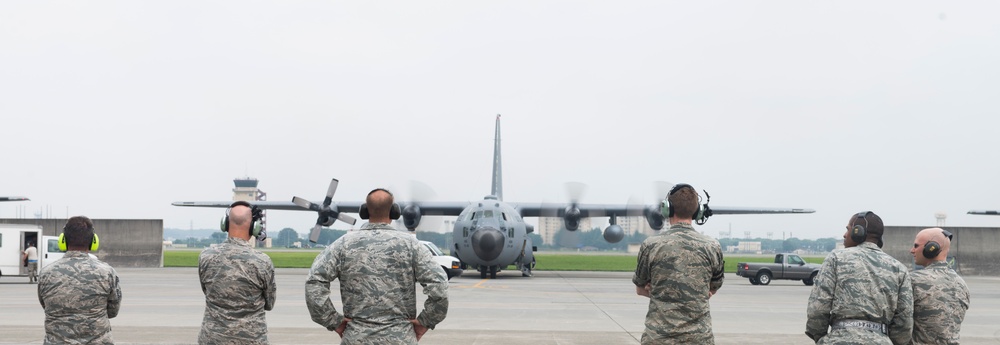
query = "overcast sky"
(2, 1, 998, 240)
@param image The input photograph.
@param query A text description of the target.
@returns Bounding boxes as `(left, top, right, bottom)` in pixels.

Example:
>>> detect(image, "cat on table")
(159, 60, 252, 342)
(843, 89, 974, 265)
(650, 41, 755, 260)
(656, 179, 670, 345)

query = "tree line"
(170, 227, 841, 254)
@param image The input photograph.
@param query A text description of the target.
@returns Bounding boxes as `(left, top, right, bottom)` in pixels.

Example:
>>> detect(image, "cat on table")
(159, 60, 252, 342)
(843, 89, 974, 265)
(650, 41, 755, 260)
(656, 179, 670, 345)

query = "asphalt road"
(2, 269, 998, 344)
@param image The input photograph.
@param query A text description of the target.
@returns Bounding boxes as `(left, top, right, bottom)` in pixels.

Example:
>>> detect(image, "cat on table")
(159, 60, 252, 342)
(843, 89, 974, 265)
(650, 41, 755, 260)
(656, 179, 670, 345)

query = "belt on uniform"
(831, 319, 887, 335)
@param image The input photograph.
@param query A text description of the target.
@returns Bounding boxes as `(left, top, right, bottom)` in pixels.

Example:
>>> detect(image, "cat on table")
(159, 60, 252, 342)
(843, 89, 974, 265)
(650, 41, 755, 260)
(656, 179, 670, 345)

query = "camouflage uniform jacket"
(198, 237, 276, 345)
(37, 251, 122, 345)
(632, 222, 725, 345)
(910, 261, 970, 345)
(305, 222, 449, 345)
(806, 242, 913, 345)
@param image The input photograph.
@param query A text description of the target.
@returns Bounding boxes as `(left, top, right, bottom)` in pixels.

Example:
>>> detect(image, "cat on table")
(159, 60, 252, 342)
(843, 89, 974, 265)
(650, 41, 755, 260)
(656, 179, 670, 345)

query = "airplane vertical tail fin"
(491, 114, 503, 201)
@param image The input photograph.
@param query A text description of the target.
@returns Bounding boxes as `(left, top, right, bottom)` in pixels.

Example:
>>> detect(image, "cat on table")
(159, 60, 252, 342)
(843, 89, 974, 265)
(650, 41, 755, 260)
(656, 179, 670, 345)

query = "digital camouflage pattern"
(911, 260, 970, 345)
(633, 223, 725, 344)
(37, 251, 121, 345)
(198, 237, 276, 345)
(305, 222, 449, 345)
(806, 242, 913, 345)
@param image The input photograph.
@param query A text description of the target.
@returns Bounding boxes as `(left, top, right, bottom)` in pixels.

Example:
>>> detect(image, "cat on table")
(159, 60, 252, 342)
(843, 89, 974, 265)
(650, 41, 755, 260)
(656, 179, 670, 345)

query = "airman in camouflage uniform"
(37, 216, 121, 345)
(633, 184, 724, 344)
(806, 211, 913, 345)
(306, 188, 448, 345)
(198, 201, 276, 345)
(909, 228, 970, 345)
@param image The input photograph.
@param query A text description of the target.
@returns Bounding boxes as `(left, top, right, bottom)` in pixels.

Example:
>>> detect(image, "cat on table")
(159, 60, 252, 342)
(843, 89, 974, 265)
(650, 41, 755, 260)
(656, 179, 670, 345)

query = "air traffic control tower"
(232, 177, 271, 248)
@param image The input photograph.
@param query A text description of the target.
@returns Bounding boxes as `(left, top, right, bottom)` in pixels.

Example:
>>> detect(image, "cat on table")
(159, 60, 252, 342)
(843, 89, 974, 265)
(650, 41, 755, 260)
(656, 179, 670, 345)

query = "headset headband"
(669, 183, 693, 196)
(368, 188, 393, 197)
(230, 200, 252, 209)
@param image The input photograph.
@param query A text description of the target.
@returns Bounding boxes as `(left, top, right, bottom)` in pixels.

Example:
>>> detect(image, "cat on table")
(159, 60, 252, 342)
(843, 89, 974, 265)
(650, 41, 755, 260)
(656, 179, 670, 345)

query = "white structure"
(536, 217, 593, 245)
(617, 216, 658, 236)
(232, 177, 268, 248)
(737, 241, 762, 253)
(935, 212, 947, 227)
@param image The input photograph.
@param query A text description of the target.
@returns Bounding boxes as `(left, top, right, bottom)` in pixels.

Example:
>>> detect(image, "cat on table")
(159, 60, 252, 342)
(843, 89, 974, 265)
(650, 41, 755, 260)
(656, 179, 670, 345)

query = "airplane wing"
(0, 196, 29, 202)
(172, 200, 361, 211)
(968, 210, 1000, 216)
(171, 200, 470, 215)
(515, 203, 815, 217)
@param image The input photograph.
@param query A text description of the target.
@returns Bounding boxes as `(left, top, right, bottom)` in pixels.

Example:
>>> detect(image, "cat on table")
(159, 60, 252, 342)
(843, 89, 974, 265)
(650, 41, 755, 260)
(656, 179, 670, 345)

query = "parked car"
(736, 253, 821, 286)
(420, 241, 463, 280)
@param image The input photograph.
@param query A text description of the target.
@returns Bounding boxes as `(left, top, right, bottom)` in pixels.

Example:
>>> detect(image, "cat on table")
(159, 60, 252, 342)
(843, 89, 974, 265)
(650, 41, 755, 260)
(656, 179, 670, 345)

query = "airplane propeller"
(652, 180, 674, 202)
(562, 182, 587, 231)
(399, 180, 444, 232)
(292, 178, 357, 243)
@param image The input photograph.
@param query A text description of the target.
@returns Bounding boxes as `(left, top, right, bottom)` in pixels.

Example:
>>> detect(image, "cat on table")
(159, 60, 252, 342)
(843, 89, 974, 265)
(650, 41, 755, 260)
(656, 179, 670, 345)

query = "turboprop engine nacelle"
(318, 205, 340, 227)
(563, 206, 582, 231)
(645, 206, 664, 230)
(604, 224, 624, 243)
(402, 204, 422, 230)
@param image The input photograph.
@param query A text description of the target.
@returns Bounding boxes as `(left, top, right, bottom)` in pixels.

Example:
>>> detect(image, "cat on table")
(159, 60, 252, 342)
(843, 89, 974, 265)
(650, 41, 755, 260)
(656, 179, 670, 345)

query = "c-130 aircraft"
(174, 115, 815, 278)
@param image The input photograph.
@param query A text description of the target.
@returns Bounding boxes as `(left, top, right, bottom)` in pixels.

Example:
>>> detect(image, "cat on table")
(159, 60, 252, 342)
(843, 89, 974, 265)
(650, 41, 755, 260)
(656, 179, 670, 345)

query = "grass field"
(165, 250, 824, 273)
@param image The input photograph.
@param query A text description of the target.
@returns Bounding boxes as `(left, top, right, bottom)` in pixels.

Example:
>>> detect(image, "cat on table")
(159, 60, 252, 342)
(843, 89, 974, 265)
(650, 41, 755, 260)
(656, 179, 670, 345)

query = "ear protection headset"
(850, 211, 871, 244)
(359, 188, 401, 220)
(221, 201, 264, 239)
(922, 229, 954, 259)
(58, 226, 99, 252)
(660, 184, 705, 221)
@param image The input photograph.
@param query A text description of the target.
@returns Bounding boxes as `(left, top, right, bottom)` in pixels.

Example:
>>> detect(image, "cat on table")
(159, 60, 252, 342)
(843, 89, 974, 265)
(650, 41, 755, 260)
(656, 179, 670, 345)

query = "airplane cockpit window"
(501, 212, 508, 221)
(484, 210, 494, 218)
(471, 212, 478, 220)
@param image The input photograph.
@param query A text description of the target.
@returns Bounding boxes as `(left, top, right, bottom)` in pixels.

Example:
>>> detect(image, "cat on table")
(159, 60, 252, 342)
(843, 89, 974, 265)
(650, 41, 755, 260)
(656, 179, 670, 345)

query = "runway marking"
(455, 279, 508, 289)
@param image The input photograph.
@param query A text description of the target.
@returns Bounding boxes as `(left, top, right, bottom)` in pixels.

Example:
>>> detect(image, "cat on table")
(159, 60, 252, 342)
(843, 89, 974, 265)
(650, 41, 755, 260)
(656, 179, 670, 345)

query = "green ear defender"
(222, 201, 264, 239)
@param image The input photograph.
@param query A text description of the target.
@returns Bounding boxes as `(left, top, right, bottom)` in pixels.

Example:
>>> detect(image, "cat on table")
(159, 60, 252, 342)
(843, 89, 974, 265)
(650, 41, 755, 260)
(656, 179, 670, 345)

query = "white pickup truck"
(420, 241, 463, 280)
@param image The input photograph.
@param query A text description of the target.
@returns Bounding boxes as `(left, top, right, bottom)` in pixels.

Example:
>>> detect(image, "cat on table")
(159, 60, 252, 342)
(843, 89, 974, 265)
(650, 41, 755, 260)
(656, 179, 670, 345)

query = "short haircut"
(366, 188, 394, 218)
(229, 204, 252, 228)
(855, 212, 885, 243)
(64, 216, 95, 248)
(668, 185, 699, 218)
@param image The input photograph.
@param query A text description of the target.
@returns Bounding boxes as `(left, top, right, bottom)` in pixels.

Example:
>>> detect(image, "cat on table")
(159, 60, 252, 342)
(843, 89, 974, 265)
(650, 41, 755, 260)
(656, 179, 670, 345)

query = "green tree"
(274, 228, 300, 247)
(416, 232, 449, 249)
(528, 233, 544, 250)
(210, 232, 227, 244)
(783, 238, 802, 252)
(313, 228, 348, 246)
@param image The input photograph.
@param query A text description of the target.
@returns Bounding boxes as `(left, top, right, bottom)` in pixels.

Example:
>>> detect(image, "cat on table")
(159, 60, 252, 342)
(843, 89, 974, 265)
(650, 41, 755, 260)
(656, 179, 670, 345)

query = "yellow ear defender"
(58, 233, 99, 252)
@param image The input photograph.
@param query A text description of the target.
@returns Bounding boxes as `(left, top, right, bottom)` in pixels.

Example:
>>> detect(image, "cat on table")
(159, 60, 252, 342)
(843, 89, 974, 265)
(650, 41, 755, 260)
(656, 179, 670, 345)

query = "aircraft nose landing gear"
(478, 265, 498, 279)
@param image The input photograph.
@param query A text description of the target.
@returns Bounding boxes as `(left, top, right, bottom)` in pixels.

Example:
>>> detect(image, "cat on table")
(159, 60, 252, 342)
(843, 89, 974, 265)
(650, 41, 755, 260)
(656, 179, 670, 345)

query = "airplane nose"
(471, 227, 505, 262)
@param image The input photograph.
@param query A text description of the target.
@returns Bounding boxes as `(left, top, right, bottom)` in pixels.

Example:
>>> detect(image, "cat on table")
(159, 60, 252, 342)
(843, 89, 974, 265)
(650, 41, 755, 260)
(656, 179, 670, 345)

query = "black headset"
(358, 188, 401, 220)
(850, 211, 871, 244)
(221, 201, 264, 239)
(922, 229, 953, 259)
(661, 184, 707, 222)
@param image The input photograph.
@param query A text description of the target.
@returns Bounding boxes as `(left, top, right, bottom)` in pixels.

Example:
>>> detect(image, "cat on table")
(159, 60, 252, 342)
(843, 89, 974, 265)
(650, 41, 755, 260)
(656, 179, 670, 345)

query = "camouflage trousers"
(26, 262, 37, 283)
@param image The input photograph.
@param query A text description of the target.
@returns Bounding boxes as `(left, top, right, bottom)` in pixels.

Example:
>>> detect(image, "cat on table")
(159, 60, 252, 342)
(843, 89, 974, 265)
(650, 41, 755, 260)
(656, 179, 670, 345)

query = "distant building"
(738, 241, 762, 253)
(232, 177, 269, 248)
(536, 217, 592, 245)
(616, 216, 658, 236)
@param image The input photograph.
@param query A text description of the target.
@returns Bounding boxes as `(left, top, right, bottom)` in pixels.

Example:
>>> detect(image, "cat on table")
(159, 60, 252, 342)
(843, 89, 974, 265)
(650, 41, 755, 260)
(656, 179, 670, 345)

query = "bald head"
(227, 205, 253, 239)
(911, 227, 951, 266)
(366, 189, 395, 223)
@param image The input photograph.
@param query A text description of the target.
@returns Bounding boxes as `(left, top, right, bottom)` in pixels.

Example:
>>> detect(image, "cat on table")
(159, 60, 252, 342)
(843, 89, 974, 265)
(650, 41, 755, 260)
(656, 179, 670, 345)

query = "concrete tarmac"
(2, 268, 999, 344)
